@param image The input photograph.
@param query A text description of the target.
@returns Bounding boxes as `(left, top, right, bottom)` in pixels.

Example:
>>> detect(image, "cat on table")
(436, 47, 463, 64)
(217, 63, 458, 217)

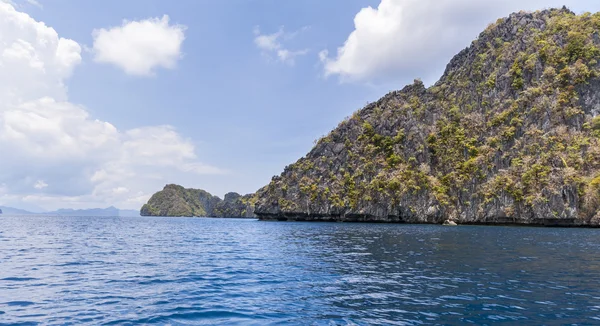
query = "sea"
(0, 215, 599, 325)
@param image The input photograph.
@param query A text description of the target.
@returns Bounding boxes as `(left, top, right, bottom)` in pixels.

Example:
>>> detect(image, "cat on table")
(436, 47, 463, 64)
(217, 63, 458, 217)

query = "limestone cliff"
(254, 8, 600, 226)
(140, 184, 255, 218)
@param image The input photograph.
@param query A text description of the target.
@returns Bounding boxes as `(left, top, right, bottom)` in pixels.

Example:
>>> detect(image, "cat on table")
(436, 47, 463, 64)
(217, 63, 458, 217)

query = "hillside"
(254, 8, 600, 226)
(140, 184, 255, 218)
(0, 206, 33, 215)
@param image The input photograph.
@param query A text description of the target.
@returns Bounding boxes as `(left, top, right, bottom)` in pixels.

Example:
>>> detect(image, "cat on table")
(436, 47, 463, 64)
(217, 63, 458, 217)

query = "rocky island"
(143, 8, 600, 227)
(141, 184, 255, 218)
(253, 8, 600, 226)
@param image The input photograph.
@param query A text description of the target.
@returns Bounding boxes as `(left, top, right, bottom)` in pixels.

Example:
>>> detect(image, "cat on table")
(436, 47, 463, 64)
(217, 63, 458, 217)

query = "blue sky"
(0, 0, 598, 211)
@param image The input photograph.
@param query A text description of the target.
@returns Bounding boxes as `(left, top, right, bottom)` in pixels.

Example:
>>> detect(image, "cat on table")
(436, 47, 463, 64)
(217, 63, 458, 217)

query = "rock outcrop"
(254, 9, 600, 226)
(140, 184, 255, 218)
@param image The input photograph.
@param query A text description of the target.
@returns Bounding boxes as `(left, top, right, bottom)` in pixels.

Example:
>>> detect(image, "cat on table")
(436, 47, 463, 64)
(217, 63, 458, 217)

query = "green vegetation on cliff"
(141, 184, 255, 218)
(255, 8, 600, 225)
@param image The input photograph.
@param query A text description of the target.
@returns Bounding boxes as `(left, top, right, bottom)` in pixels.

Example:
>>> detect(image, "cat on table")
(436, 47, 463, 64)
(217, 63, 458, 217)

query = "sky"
(0, 0, 599, 211)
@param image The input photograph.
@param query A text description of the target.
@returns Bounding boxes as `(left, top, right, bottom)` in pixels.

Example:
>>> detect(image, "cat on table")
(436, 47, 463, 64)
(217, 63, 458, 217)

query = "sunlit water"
(1, 216, 600, 325)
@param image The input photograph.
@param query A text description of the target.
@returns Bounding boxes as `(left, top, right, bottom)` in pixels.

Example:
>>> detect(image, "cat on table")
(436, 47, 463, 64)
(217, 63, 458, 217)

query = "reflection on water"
(0, 216, 599, 324)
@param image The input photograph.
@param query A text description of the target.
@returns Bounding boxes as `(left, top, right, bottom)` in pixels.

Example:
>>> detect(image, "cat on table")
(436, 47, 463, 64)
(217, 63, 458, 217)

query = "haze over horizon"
(0, 0, 599, 210)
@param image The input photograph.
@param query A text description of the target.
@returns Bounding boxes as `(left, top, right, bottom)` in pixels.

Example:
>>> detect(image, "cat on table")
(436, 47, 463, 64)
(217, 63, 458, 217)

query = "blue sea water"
(0, 216, 600, 325)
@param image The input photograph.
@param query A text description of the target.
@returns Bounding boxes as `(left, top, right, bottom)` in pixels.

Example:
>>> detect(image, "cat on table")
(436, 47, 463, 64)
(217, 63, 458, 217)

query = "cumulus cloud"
(320, 0, 586, 84)
(253, 26, 309, 65)
(0, 3, 221, 210)
(92, 15, 186, 76)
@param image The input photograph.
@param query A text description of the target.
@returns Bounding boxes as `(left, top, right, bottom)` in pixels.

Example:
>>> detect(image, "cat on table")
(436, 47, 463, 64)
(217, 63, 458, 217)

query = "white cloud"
(277, 49, 309, 65)
(254, 27, 283, 51)
(0, 2, 80, 102)
(92, 15, 186, 76)
(24, 0, 42, 9)
(254, 26, 309, 65)
(0, 3, 222, 210)
(320, 0, 588, 84)
(111, 187, 128, 195)
(34, 180, 48, 189)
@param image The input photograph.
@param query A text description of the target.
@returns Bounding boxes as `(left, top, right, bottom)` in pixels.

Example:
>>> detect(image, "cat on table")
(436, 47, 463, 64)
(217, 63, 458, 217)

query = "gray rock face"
(213, 192, 256, 218)
(254, 9, 600, 226)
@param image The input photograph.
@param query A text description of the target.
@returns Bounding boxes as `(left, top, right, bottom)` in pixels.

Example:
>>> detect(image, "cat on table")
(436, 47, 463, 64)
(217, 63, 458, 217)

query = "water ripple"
(0, 216, 599, 324)
(0, 277, 38, 282)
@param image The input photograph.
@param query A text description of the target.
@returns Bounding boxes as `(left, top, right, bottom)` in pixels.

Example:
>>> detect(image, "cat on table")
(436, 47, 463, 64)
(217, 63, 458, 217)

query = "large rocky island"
(143, 8, 600, 226)
(253, 8, 600, 226)
(141, 184, 255, 218)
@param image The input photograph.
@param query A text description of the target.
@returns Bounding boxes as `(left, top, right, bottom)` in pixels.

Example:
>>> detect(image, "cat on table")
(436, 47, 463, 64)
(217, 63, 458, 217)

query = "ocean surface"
(1, 216, 600, 325)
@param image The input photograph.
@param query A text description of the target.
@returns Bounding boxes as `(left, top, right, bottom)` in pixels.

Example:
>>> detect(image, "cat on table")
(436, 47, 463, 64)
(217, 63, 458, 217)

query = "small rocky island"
(141, 184, 255, 218)
(143, 8, 600, 227)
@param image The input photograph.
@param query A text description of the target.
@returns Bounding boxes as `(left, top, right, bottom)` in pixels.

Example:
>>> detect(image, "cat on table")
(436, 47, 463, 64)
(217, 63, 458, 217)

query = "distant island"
(0, 206, 140, 217)
(143, 8, 600, 227)
(141, 184, 255, 218)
